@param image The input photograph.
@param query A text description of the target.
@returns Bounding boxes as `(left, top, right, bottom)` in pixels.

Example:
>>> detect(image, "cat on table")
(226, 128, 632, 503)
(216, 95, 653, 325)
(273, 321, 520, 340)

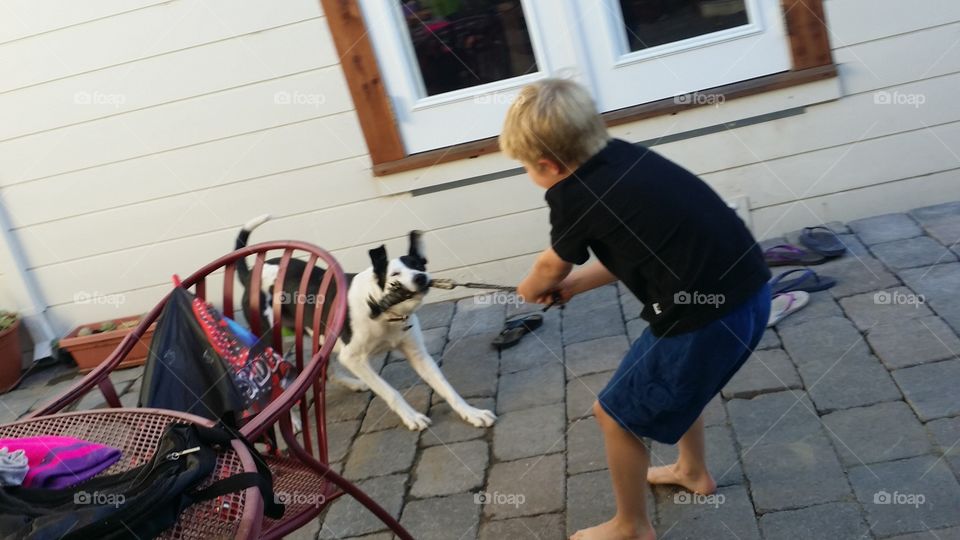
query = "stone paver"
(849, 455, 960, 537)
(886, 527, 960, 540)
(343, 428, 419, 480)
(479, 514, 565, 540)
(567, 418, 605, 475)
(318, 474, 406, 539)
(821, 401, 932, 466)
(564, 335, 629, 380)
(448, 300, 505, 340)
(759, 502, 870, 540)
(893, 359, 960, 421)
(655, 484, 761, 540)
(721, 349, 802, 399)
(910, 201, 960, 246)
(484, 453, 565, 520)
(410, 440, 488, 498)
(416, 302, 454, 330)
(848, 213, 924, 245)
(400, 493, 480, 540)
(626, 318, 648, 342)
(620, 292, 642, 321)
(562, 286, 624, 345)
(566, 370, 613, 421)
(499, 309, 562, 374)
(420, 397, 494, 447)
(496, 361, 564, 414)
(867, 316, 960, 369)
(872, 235, 957, 269)
(797, 351, 901, 413)
(819, 255, 901, 298)
(899, 262, 960, 332)
(755, 328, 781, 350)
(926, 417, 960, 475)
(493, 403, 565, 461)
(389, 326, 446, 361)
(838, 286, 933, 331)
(779, 316, 871, 366)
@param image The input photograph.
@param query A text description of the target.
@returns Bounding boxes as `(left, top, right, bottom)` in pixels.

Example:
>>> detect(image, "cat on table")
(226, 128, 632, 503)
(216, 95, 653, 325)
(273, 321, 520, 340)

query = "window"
(320, 0, 833, 173)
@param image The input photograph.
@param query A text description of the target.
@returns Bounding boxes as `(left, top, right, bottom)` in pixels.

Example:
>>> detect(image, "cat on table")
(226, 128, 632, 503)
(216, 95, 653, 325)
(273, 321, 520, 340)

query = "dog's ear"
(369, 245, 389, 289)
(408, 230, 427, 264)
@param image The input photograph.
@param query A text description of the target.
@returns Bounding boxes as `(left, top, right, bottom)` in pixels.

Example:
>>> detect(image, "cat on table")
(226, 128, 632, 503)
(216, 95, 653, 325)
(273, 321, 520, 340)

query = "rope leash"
(429, 279, 564, 312)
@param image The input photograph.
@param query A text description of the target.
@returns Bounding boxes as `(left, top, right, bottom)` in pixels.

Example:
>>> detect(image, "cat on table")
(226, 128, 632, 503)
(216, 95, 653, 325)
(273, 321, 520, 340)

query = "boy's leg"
(646, 415, 717, 495)
(571, 401, 655, 540)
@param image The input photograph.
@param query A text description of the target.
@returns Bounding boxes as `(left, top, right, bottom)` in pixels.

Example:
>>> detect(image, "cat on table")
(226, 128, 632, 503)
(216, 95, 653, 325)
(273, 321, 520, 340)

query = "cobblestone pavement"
(3, 202, 960, 539)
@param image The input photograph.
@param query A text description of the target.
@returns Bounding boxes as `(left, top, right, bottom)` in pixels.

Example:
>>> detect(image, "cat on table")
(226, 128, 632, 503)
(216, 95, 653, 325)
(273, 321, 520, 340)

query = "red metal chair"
(27, 241, 414, 540)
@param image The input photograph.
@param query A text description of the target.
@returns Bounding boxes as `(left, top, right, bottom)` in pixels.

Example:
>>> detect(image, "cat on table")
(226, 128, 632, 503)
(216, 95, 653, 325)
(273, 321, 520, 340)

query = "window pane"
(402, 0, 538, 96)
(619, 0, 749, 52)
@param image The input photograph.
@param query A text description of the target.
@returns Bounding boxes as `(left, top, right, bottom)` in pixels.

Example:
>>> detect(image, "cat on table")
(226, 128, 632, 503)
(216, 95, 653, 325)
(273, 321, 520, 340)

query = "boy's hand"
(517, 248, 573, 304)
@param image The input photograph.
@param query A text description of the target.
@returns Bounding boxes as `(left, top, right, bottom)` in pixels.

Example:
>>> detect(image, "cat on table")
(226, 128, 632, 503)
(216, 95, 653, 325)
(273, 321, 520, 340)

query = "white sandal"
(767, 291, 810, 327)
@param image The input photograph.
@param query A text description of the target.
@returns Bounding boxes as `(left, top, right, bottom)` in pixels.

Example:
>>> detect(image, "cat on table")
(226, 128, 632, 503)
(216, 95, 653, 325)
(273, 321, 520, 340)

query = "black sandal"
(491, 314, 544, 350)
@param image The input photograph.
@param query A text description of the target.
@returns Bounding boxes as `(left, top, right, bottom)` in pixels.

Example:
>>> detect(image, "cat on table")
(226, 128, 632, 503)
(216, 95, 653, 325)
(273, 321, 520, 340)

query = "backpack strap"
(190, 423, 285, 519)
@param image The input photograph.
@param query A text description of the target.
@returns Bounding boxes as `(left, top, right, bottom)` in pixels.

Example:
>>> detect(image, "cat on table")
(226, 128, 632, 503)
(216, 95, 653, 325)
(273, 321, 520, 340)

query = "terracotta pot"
(60, 315, 156, 373)
(0, 317, 21, 393)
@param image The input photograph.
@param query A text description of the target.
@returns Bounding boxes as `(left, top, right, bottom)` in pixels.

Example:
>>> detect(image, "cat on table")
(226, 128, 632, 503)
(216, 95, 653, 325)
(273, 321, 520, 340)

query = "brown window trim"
(320, 0, 835, 177)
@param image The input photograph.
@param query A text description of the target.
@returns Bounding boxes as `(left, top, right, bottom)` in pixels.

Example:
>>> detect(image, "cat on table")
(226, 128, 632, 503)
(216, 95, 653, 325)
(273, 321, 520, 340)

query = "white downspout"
(0, 196, 55, 361)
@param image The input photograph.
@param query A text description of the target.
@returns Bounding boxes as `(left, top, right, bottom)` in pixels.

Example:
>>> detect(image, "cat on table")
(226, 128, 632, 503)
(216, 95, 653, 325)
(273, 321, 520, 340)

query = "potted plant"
(0, 311, 21, 392)
(59, 315, 156, 373)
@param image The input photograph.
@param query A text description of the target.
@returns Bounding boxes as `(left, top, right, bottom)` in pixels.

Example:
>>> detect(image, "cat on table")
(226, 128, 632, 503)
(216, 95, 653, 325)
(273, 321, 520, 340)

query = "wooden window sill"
(372, 64, 837, 177)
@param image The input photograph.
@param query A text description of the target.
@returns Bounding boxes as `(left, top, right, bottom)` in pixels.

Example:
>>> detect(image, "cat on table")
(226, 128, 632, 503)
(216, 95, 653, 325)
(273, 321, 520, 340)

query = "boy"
(507, 79, 771, 540)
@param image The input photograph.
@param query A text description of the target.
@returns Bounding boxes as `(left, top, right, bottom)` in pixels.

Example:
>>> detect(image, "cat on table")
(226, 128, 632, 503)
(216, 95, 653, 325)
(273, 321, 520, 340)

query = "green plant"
(0, 311, 17, 333)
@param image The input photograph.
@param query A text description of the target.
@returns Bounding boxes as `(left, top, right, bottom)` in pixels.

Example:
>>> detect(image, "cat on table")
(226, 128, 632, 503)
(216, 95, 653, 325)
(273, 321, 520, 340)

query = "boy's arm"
(564, 260, 618, 298)
(517, 248, 573, 304)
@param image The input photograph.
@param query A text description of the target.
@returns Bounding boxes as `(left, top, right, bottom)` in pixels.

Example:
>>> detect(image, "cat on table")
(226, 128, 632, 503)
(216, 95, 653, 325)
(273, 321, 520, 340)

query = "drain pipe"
(0, 196, 55, 361)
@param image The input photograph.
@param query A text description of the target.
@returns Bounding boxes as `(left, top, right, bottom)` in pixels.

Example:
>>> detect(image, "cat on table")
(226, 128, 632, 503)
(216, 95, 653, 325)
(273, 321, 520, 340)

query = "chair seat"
(260, 453, 343, 537)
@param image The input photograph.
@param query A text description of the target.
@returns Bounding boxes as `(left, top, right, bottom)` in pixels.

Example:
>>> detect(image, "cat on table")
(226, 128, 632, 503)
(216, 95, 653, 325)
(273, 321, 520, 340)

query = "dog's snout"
(414, 273, 428, 288)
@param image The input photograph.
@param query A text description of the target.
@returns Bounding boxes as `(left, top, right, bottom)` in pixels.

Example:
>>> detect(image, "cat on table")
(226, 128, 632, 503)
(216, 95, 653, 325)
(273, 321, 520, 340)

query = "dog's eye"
(390, 271, 400, 277)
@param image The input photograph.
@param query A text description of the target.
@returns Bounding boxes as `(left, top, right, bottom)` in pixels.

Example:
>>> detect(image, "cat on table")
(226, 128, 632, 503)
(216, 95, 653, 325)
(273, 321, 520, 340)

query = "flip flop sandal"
(799, 226, 847, 257)
(763, 244, 828, 267)
(491, 314, 544, 350)
(767, 291, 810, 327)
(769, 268, 837, 295)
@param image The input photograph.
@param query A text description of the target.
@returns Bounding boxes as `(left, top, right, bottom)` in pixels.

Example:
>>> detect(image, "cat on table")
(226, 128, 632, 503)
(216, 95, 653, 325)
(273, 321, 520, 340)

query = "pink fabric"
(0, 436, 121, 489)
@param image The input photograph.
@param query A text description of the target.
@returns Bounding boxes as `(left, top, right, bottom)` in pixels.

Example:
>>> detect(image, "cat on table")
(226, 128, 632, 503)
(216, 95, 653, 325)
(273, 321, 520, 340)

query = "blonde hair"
(499, 78, 610, 170)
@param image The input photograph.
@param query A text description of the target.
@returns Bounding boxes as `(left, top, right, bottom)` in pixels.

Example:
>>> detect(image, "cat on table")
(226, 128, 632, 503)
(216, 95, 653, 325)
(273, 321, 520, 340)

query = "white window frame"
(360, 0, 791, 154)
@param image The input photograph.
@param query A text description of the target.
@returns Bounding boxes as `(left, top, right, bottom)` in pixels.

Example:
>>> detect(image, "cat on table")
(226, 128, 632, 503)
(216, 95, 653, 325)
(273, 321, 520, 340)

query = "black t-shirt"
(547, 139, 770, 337)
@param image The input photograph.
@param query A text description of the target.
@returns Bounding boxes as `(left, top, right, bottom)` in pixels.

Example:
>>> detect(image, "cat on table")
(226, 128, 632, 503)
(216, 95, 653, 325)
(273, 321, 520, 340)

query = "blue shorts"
(598, 284, 771, 444)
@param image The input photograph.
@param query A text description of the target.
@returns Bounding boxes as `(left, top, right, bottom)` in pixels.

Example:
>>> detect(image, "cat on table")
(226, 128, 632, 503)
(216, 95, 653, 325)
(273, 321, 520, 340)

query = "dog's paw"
(460, 407, 497, 428)
(400, 411, 432, 431)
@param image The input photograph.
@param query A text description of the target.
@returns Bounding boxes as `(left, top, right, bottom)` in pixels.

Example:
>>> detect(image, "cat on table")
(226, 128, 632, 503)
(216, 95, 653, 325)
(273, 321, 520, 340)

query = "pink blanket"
(0, 436, 121, 489)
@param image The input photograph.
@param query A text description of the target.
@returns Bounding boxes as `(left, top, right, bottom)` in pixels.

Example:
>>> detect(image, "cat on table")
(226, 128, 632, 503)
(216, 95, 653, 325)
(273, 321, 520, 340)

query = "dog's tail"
(235, 214, 271, 284)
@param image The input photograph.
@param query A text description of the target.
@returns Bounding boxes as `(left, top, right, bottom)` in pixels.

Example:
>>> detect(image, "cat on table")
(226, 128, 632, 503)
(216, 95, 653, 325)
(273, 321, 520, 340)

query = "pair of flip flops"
(768, 291, 809, 327)
(769, 268, 836, 295)
(491, 314, 544, 350)
(763, 226, 847, 267)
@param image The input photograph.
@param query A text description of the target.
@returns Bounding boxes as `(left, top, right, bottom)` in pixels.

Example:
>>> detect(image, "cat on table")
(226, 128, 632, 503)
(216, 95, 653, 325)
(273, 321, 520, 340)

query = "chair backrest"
(153, 241, 348, 464)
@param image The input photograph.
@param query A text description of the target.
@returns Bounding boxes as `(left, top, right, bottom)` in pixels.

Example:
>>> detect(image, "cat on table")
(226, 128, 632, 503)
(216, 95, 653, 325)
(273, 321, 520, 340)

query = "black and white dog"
(235, 215, 496, 431)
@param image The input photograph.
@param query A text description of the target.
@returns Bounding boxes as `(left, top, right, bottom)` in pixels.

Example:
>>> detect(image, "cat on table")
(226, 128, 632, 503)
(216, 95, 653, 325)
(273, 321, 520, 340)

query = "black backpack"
(0, 422, 283, 540)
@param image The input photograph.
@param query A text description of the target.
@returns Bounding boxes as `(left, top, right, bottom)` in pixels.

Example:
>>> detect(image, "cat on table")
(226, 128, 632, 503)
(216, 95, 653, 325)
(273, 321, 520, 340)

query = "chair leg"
(97, 378, 122, 408)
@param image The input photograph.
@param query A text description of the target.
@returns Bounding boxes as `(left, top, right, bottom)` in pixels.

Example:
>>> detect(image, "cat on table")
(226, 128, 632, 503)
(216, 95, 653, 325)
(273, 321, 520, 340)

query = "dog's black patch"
(407, 230, 428, 266)
(369, 245, 388, 289)
(399, 255, 426, 272)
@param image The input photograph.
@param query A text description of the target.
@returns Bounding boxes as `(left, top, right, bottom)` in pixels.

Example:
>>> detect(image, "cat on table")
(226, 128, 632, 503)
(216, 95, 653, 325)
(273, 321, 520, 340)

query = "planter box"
(60, 316, 156, 373)
(0, 317, 21, 393)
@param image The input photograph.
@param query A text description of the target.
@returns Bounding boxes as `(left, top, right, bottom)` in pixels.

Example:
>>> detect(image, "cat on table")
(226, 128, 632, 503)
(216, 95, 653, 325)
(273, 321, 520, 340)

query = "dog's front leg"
(398, 337, 497, 428)
(339, 349, 431, 431)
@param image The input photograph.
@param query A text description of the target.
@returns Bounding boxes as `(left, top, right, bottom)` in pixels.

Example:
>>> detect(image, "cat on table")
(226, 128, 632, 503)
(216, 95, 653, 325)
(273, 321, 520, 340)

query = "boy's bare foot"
(647, 462, 716, 495)
(569, 517, 655, 540)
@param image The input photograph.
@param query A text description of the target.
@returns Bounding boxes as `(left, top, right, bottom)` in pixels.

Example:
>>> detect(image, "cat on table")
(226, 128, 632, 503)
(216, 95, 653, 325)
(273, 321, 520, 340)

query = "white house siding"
(0, 0, 958, 333)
